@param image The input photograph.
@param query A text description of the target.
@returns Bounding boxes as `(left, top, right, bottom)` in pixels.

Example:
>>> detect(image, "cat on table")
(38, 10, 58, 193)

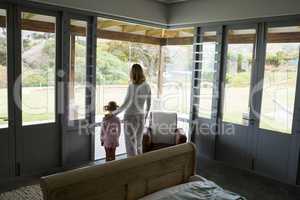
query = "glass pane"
(130, 43, 159, 96)
(0, 10, 7, 128)
(95, 38, 160, 159)
(95, 39, 159, 121)
(21, 12, 56, 125)
(223, 29, 256, 125)
(259, 26, 300, 134)
(69, 19, 87, 121)
(198, 31, 217, 119)
(161, 45, 192, 117)
(95, 39, 130, 159)
(95, 39, 129, 122)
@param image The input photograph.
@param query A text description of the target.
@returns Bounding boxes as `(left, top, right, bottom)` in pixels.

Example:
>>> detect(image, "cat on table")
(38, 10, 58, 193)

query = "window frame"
(256, 21, 300, 135)
(220, 24, 258, 126)
(61, 12, 96, 129)
(19, 9, 58, 126)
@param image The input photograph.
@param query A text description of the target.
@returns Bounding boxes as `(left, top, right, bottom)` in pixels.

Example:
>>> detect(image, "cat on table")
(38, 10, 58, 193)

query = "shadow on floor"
(0, 154, 128, 194)
(197, 159, 300, 200)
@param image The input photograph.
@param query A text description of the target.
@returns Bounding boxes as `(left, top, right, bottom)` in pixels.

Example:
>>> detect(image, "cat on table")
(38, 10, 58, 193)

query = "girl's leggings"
(105, 147, 116, 161)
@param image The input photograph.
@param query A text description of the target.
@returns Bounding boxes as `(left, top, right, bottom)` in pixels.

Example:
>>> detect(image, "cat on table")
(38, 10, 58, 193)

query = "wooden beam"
(98, 20, 126, 29)
(97, 29, 162, 45)
(122, 25, 150, 33)
(69, 25, 163, 45)
(227, 34, 256, 44)
(161, 37, 193, 45)
(203, 36, 218, 42)
(22, 19, 55, 33)
(146, 29, 163, 37)
(70, 25, 86, 36)
(0, 17, 56, 33)
(180, 28, 194, 35)
(267, 32, 300, 43)
(164, 30, 180, 38)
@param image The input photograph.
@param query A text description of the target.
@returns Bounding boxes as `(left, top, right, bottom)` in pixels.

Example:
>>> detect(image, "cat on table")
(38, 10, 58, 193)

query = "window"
(95, 39, 129, 121)
(158, 44, 193, 136)
(198, 31, 217, 119)
(223, 29, 256, 125)
(94, 18, 193, 159)
(259, 26, 300, 134)
(95, 39, 160, 159)
(95, 39, 159, 121)
(68, 19, 87, 121)
(21, 12, 56, 125)
(161, 45, 192, 117)
(0, 9, 7, 128)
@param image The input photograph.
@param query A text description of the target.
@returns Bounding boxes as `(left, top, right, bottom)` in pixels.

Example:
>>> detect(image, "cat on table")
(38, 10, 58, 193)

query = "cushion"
(150, 112, 177, 144)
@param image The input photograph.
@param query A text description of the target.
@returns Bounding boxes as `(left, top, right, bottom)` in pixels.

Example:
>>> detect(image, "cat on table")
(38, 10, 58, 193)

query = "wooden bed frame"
(40, 143, 196, 200)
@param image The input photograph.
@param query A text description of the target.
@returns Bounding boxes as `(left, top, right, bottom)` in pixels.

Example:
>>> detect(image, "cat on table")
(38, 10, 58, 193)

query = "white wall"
(29, 0, 300, 27)
(30, 0, 167, 25)
(168, 0, 300, 25)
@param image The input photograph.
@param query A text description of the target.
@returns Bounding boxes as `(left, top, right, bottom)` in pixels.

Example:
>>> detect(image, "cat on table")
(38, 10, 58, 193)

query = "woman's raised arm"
(112, 84, 133, 115)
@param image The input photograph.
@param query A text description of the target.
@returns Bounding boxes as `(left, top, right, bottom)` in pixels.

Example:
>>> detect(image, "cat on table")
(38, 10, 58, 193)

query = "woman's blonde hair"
(130, 64, 146, 85)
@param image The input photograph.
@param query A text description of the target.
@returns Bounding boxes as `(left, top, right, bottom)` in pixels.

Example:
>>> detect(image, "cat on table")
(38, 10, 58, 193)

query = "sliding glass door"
(61, 13, 96, 165)
(253, 23, 300, 183)
(15, 10, 60, 175)
(259, 26, 299, 134)
(214, 22, 300, 183)
(217, 25, 258, 169)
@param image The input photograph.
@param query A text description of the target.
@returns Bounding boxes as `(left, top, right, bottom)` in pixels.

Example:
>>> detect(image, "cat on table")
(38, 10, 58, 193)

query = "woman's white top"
(113, 81, 151, 117)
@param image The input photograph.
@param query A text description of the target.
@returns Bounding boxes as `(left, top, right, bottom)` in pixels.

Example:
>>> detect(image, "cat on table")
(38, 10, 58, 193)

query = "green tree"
(266, 51, 287, 70)
(237, 53, 244, 73)
(96, 51, 128, 84)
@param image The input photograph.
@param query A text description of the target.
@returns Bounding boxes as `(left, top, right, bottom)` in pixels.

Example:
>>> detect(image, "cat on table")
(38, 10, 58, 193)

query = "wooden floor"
(1, 152, 300, 200)
(198, 159, 300, 200)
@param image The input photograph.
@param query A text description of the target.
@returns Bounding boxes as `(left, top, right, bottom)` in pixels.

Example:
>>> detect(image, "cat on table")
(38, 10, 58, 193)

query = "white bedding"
(139, 176, 246, 200)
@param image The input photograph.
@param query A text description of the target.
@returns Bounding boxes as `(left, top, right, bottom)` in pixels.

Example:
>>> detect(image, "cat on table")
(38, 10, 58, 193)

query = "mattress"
(139, 176, 246, 200)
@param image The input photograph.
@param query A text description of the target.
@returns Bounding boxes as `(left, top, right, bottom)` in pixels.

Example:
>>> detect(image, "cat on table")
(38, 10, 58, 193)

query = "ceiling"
(21, 12, 194, 39)
(97, 18, 194, 39)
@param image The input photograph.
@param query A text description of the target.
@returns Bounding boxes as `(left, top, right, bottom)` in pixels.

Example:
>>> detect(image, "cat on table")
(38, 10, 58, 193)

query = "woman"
(113, 64, 151, 156)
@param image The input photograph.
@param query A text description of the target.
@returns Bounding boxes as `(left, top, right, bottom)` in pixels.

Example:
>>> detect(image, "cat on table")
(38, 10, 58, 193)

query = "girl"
(101, 101, 121, 161)
(113, 64, 151, 156)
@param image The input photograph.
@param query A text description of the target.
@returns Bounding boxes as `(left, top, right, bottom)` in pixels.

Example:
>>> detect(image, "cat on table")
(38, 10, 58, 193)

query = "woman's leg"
(136, 115, 145, 155)
(124, 116, 137, 156)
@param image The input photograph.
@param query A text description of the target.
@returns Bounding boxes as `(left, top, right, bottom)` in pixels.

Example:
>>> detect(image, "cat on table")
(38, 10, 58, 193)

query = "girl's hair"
(104, 101, 119, 112)
(130, 64, 146, 85)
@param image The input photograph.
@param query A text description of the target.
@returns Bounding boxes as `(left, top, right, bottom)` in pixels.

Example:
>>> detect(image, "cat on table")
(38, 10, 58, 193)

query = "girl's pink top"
(101, 115, 121, 148)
